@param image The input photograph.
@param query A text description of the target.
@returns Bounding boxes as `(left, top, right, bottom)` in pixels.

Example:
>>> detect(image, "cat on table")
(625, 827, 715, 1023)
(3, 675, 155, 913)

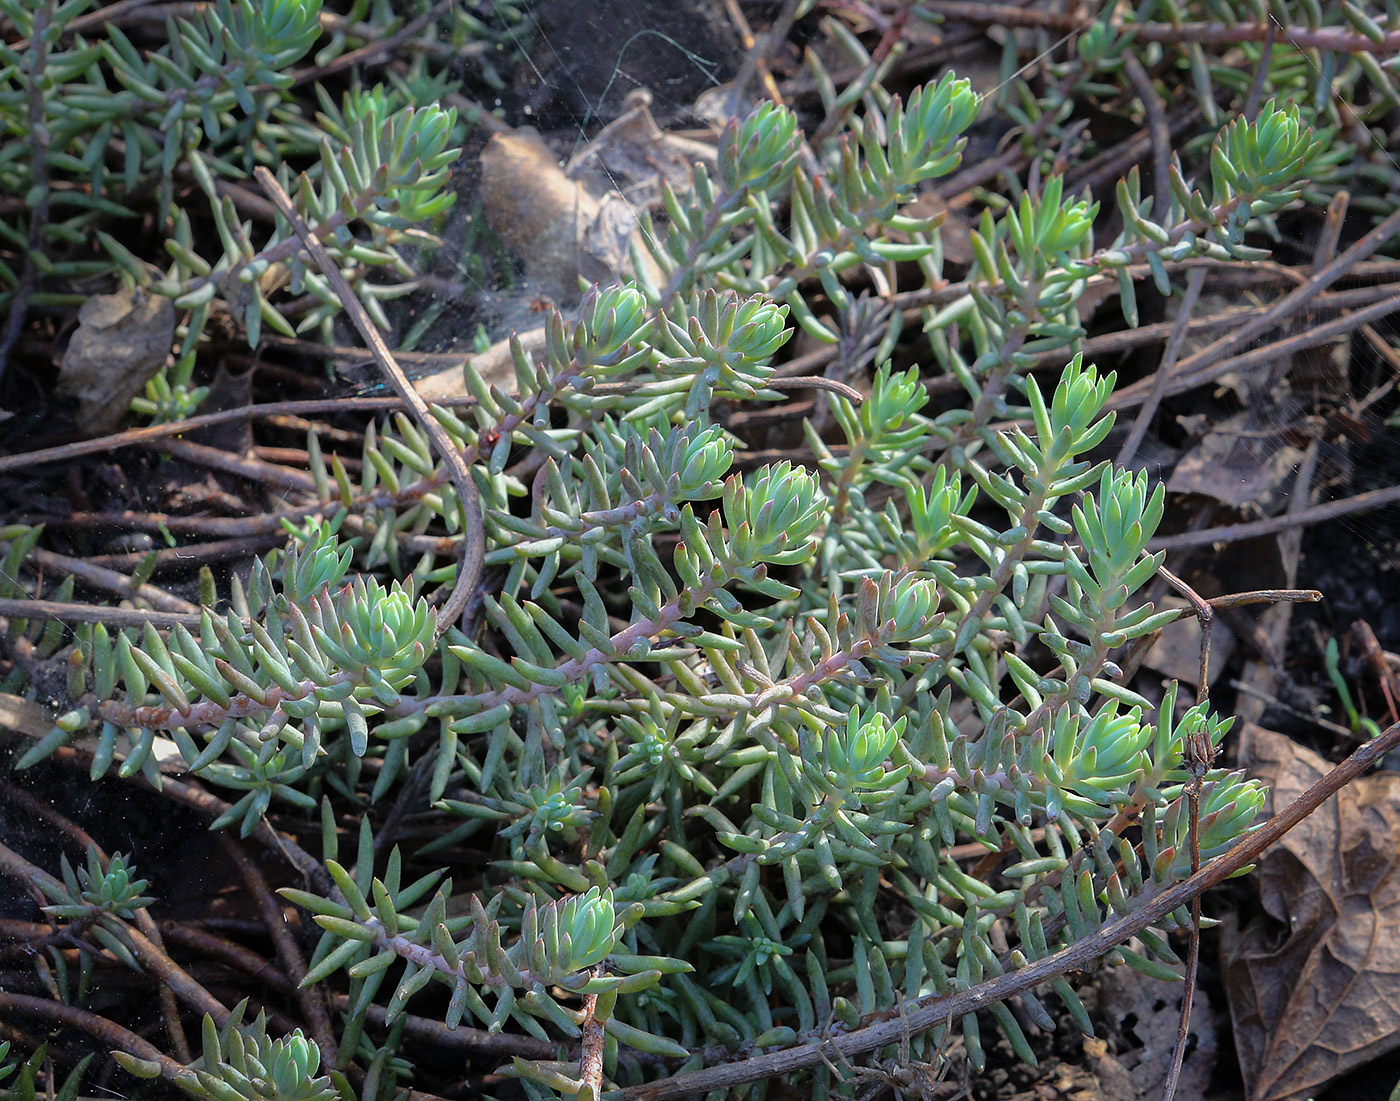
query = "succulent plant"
(4, 2, 1393, 1098)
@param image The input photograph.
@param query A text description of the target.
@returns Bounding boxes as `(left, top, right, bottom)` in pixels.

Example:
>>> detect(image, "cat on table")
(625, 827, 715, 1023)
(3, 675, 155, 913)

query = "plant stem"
(0, 993, 186, 1081)
(254, 166, 485, 639)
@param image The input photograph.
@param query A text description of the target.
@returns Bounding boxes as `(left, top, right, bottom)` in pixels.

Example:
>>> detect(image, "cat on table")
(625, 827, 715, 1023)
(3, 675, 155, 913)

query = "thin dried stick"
(890, 252, 1400, 325)
(254, 166, 484, 637)
(0, 784, 103, 855)
(153, 774, 328, 891)
(1068, 103, 1200, 200)
(1235, 443, 1319, 728)
(1113, 202, 1400, 405)
(156, 919, 298, 994)
(153, 436, 318, 493)
(0, 992, 187, 1081)
(717, 0, 787, 110)
(16, 545, 199, 615)
(8, 740, 323, 891)
(0, 838, 179, 1057)
(1117, 267, 1207, 466)
(1149, 481, 1400, 551)
(1119, 287, 1400, 423)
(217, 834, 338, 1066)
(10, 0, 183, 48)
(152, 918, 561, 1059)
(1202, 588, 1321, 611)
(12, 509, 286, 537)
(723, 0, 801, 118)
(1155, 567, 1215, 1101)
(1122, 54, 1169, 214)
(82, 535, 283, 574)
(1314, 191, 1349, 269)
(285, 0, 458, 90)
(119, 922, 232, 1026)
(1159, 567, 1214, 703)
(0, 597, 208, 629)
(765, 376, 864, 402)
(0, 393, 477, 475)
(12, 502, 457, 559)
(0, 840, 63, 907)
(809, 0, 917, 148)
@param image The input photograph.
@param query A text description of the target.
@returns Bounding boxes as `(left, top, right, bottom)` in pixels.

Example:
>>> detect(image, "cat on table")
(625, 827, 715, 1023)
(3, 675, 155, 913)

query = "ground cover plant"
(4, 2, 1400, 1100)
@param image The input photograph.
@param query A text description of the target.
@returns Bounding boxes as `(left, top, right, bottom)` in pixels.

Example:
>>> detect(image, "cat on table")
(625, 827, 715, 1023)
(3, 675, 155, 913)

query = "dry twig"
(253, 166, 484, 638)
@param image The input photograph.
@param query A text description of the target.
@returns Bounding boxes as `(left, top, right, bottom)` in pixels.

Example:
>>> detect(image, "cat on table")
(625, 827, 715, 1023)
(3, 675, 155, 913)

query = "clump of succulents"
(2, 1, 1390, 1098)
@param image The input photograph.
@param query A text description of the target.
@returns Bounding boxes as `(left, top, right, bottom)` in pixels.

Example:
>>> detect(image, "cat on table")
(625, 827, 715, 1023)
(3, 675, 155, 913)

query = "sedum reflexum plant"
(0, 0, 481, 418)
(0, 5, 1354, 1097)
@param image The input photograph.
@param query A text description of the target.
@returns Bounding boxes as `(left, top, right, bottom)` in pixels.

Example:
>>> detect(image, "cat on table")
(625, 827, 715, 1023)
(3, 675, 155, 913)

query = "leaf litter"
(1223, 724, 1400, 1101)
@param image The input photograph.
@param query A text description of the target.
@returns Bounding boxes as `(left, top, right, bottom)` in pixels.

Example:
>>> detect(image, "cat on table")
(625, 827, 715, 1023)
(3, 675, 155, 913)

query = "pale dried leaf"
(412, 326, 546, 403)
(565, 89, 716, 207)
(57, 287, 175, 435)
(480, 121, 668, 306)
(451, 108, 691, 405)
(480, 127, 610, 303)
(1167, 409, 1302, 511)
(1142, 595, 1236, 688)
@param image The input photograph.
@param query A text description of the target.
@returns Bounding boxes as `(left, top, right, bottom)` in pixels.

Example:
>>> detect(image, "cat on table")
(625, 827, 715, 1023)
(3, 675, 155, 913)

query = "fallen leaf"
(57, 287, 175, 435)
(1097, 957, 1220, 1099)
(412, 326, 546, 403)
(1166, 408, 1302, 512)
(437, 98, 703, 404)
(480, 111, 672, 307)
(565, 88, 717, 211)
(1082, 1037, 1141, 1101)
(480, 127, 612, 304)
(1223, 724, 1400, 1101)
(1142, 595, 1236, 689)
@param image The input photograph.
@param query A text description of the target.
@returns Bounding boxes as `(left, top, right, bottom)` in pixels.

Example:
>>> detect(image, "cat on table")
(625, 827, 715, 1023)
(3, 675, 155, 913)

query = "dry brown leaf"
(412, 326, 547, 403)
(1082, 1037, 1141, 1101)
(57, 287, 175, 435)
(1223, 724, 1400, 1101)
(565, 89, 717, 209)
(479, 112, 674, 307)
(424, 99, 700, 403)
(1166, 408, 1302, 511)
(1097, 960, 1221, 1099)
